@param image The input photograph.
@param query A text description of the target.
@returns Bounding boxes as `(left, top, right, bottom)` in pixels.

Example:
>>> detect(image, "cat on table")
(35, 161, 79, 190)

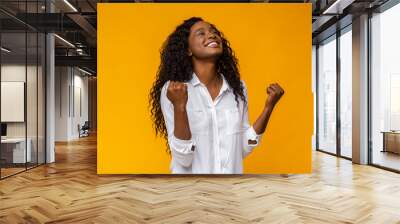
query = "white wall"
(72, 72, 89, 138)
(55, 66, 70, 141)
(55, 67, 89, 141)
(1, 82, 25, 122)
(1, 64, 38, 138)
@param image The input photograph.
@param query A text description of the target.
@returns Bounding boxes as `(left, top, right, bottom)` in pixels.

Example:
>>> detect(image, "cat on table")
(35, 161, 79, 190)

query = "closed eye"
(196, 31, 205, 36)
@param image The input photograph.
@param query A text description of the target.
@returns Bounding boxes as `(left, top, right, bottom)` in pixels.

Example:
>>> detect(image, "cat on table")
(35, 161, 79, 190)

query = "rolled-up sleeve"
(241, 81, 264, 158)
(160, 81, 195, 167)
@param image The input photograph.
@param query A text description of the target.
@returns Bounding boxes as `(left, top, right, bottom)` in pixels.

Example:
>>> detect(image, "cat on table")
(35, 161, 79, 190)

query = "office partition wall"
(0, 31, 28, 177)
(0, 0, 46, 179)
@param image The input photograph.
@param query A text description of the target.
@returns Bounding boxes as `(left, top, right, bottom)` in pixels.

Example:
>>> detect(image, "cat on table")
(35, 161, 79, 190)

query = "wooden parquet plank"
(0, 134, 400, 223)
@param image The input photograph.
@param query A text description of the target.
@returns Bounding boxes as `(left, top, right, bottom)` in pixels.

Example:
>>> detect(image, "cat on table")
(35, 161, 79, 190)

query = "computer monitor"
(1, 123, 7, 137)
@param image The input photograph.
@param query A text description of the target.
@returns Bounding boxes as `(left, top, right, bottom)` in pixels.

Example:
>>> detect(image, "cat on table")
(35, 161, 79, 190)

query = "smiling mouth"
(206, 41, 219, 48)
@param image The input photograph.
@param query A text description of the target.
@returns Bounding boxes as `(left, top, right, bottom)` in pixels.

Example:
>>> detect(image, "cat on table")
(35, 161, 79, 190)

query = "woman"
(149, 17, 284, 174)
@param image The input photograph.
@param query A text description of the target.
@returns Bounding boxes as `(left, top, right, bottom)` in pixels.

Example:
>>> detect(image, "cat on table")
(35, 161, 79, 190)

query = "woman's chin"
(196, 51, 223, 61)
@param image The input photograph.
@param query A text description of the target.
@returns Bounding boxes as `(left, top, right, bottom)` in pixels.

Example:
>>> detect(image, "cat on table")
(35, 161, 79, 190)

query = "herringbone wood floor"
(1, 134, 400, 224)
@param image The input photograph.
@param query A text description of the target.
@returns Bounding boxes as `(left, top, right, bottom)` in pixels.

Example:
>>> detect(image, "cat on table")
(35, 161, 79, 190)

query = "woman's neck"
(192, 59, 219, 86)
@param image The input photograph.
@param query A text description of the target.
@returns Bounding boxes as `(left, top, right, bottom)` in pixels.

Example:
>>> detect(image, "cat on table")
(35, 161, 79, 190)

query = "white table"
(1, 138, 31, 163)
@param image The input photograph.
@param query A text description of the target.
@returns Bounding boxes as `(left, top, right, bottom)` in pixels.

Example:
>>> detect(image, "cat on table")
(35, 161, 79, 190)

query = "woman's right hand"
(167, 81, 188, 109)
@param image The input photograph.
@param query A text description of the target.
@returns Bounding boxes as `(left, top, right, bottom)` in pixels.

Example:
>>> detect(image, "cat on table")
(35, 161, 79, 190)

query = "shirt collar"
(189, 72, 201, 86)
(190, 72, 232, 93)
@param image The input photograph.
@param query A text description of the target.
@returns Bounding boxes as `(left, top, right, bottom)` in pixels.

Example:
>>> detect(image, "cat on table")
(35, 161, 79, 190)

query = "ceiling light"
(322, 0, 354, 15)
(76, 48, 85, 55)
(63, 0, 78, 12)
(78, 67, 93, 76)
(54, 34, 75, 48)
(1, 47, 11, 53)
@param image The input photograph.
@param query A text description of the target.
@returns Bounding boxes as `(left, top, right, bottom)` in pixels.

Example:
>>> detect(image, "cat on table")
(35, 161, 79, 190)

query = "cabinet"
(382, 132, 400, 154)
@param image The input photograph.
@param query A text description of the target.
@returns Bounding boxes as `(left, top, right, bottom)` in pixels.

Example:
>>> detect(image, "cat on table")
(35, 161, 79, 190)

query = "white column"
(45, 1, 55, 163)
(55, 67, 73, 141)
(352, 14, 369, 164)
(46, 32, 55, 163)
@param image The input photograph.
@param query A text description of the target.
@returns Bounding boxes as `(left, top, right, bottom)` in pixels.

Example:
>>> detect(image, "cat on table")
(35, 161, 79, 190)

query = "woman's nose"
(207, 32, 216, 39)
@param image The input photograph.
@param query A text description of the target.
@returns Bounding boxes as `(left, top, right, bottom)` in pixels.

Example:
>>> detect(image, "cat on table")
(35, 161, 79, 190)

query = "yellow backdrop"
(98, 3, 312, 174)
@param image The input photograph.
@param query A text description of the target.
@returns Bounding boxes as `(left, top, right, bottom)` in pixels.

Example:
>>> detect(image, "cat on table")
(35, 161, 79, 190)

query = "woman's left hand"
(265, 83, 284, 109)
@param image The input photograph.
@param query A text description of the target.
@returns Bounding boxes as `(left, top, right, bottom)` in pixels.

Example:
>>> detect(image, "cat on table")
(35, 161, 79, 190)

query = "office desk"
(381, 131, 400, 154)
(1, 138, 31, 163)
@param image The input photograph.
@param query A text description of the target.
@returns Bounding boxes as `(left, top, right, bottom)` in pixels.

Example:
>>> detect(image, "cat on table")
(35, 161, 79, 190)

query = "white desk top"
(1, 138, 28, 143)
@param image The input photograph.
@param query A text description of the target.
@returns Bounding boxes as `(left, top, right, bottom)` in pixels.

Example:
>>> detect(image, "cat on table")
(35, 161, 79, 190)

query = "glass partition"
(1, 30, 28, 177)
(0, 1, 46, 179)
(317, 35, 337, 154)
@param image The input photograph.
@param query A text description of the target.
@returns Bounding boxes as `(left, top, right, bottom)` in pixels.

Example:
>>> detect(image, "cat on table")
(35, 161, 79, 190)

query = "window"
(339, 28, 352, 158)
(317, 35, 337, 154)
(371, 2, 400, 171)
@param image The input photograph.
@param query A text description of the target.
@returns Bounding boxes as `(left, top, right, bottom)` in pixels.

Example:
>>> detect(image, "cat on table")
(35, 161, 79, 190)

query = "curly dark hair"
(149, 17, 246, 152)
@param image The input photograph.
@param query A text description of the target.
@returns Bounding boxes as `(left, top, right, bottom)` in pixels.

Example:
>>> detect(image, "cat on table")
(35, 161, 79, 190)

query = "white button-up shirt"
(160, 73, 263, 174)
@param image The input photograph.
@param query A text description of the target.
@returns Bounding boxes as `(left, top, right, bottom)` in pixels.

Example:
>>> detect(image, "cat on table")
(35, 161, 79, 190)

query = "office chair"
(79, 121, 90, 138)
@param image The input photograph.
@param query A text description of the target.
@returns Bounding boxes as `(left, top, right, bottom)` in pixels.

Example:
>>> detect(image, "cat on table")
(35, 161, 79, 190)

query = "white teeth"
(207, 42, 218, 47)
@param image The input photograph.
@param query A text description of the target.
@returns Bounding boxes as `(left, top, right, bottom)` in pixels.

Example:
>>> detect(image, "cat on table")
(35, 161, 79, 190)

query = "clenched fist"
(167, 81, 188, 109)
(265, 83, 284, 109)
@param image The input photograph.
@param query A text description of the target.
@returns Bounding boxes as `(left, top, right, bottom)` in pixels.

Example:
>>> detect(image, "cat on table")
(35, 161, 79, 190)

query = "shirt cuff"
(169, 135, 195, 167)
(170, 134, 196, 154)
(246, 126, 263, 146)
